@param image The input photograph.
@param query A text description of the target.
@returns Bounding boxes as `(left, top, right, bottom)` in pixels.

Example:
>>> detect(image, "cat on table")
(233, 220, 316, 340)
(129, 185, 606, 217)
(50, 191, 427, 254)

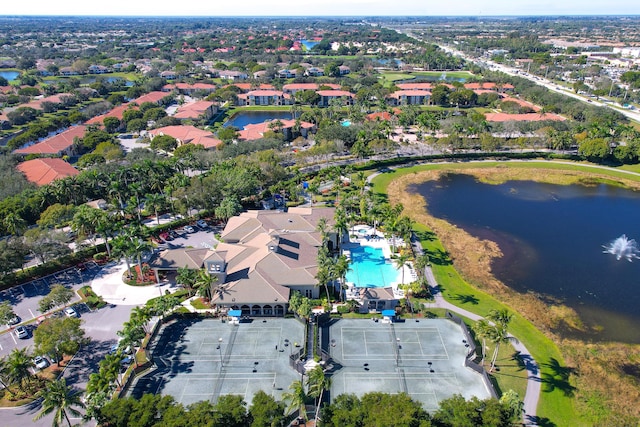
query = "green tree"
(33, 378, 85, 427)
(249, 390, 286, 427)
(0, 301, 17, 325)
(212, 395, 250, 427)
(38, 284, 75, 313)
(24, 228, 70, 264)
(34, 317, 86, 366)
(215, 196, 242, 226)
(36, 204, 76, 229)
(150, 135, 178, 152)
(0, 238, 29, 277)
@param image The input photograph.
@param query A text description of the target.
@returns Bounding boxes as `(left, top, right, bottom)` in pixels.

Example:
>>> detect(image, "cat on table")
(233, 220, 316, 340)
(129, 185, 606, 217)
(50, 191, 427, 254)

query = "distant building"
(17, 158, 79, 186)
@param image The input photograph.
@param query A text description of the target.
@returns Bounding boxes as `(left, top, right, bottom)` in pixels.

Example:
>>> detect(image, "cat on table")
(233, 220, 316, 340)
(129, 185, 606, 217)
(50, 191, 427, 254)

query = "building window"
(305, 289, 312, 298)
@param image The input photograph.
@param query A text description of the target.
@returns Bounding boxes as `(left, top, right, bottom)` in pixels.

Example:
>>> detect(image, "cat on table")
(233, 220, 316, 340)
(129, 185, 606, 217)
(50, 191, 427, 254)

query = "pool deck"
(343, 225, 417, 296)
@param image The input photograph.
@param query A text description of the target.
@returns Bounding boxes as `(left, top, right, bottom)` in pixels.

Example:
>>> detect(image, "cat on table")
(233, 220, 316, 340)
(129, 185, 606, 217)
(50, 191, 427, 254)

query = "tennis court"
(328, 319, 492, 412)
(130, 317, 305, 406)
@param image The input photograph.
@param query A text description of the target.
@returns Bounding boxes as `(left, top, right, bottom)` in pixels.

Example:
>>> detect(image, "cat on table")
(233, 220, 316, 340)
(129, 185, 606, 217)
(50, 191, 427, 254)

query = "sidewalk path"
(90, 261, 179, 306)
(412, 238, 541, 426)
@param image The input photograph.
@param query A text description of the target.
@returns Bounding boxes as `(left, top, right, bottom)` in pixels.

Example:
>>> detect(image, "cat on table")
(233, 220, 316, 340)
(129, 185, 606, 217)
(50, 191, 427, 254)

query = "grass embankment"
(372, 160, 640, 426)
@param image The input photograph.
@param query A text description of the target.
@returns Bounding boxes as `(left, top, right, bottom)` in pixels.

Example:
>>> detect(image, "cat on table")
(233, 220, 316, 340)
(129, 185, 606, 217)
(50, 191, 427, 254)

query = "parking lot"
(0, 262, 105, 354)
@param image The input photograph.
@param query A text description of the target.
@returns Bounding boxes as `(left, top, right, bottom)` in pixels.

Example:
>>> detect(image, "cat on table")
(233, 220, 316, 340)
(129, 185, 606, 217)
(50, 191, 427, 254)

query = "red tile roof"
(501, 97, 541, 112)
(389, 90, 431, 98)
(148, 125, 222, 149)
(86, 103, 134, 125)
(228, 83, 275, 92)
(238, 119, 314, 141)
(317, 90, 354, 97)
(484, 112, 566, 122)
(14, 125, 86, 155)
(173, 100, 215, 120)
(395, 83, 433, 90)
(133, 91, 168, 105)
(366, 112, 395, 121)
(17, 158, 79, 186)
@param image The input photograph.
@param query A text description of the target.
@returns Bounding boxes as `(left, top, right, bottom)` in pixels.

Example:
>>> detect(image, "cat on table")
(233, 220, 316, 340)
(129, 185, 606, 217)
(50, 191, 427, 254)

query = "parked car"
(120, 355, 134, 373)
(64, 306, 78, 318)
(196, 220, 208, 229)
(15, 325, 28, 339)
(6, 315, 20, 326)
(34, 356, 50, 370)
(184, 225, 195, 233)
(168, 230, 178, 239)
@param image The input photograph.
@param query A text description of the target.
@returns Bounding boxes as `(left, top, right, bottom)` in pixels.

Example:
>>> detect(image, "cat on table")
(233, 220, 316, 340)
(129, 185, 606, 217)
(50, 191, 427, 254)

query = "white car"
(64, 307, 78, 317)
(183, 225, 195, 233)
(34, 356, 49, 370)
(15, 325, 28, 339)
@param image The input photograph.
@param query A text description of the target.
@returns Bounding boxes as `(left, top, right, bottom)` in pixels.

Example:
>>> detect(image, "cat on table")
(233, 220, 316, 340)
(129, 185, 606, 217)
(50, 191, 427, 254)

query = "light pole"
(217, 337, 223, 367)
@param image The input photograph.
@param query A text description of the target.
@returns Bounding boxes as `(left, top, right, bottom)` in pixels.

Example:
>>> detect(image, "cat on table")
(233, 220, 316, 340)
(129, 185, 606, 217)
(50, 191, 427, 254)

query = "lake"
(411, 173, 640, 343)
(224, 110, 297, 129)
(0, 70, 20, 82)
(301, 39, 318, 50)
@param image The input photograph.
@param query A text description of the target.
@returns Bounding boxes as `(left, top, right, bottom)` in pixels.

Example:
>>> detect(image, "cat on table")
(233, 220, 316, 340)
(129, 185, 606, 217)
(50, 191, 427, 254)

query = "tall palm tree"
(283, 380, 308, 421)
(306, 365, 331, 423)
(33, 378, 85, 427)
(472, 319, 493, 367)
(144, 193, 165, 225)
(392, 252, 412, 286)
(485, 309, 518, 372)
(333, 255, 351, 301)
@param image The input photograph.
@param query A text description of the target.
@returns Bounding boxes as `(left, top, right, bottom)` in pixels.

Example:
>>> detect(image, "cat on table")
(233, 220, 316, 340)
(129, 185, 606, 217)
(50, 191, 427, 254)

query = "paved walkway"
(412, 239, 541, 426)
(90, 261, 179, 306)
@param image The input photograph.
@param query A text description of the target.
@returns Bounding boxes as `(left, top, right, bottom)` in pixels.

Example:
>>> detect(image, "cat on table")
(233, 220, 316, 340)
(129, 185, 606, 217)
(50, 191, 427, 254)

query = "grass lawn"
(368, 159, 636, 426)
(378, 70, 475, 87)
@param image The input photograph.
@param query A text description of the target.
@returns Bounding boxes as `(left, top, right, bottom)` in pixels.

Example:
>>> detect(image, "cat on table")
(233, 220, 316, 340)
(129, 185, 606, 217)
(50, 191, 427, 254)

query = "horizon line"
(1, 14, 640, 18)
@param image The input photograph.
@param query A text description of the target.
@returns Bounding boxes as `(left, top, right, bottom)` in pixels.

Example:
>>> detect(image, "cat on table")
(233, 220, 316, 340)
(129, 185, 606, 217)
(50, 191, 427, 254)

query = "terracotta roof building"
(484, 112, 566, 122)
(173, 100, 218, 121)
(148, 125, 222, 149)
(149, 207, 336, 316)
(14, 125, 86, 156)
(17, 158, 79, 186)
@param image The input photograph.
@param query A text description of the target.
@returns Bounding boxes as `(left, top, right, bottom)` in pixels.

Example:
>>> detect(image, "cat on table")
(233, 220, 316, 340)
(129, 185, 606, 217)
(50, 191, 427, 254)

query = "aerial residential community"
(1, 7, 640, 427)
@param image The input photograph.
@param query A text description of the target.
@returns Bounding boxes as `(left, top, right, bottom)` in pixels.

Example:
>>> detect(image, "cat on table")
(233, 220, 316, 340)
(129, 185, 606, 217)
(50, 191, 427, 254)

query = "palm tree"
(333, 255, 351, 301)
(393, 252, 412, 286)
(176, 266, 198, 296)
(414, 253, 430, 279)
(306, 365, 331, 423)
(485, 309, 518, 372)
(144, 193, 165, 225)
(283, 380, 308, 421)
(472, 319, 493, 367)
(2, 212, 27, 236)
(33, 378, 85, 427)
(6, 348, 33, 392)
(194, 269, 218, 301)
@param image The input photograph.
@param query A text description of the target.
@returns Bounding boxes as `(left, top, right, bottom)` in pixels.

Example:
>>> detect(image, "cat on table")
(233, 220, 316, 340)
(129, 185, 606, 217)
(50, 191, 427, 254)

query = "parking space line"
(10, 333, 17, 345)
(29, 309, 35, 319)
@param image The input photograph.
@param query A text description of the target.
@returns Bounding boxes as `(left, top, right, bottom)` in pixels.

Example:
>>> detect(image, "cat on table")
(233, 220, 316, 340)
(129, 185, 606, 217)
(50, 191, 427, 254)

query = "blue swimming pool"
(346, 245, 399, 288)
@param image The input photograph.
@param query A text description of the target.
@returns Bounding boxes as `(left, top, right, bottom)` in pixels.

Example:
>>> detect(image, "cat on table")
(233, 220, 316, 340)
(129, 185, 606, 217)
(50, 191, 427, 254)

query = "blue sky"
(2, 1, 639, 17)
